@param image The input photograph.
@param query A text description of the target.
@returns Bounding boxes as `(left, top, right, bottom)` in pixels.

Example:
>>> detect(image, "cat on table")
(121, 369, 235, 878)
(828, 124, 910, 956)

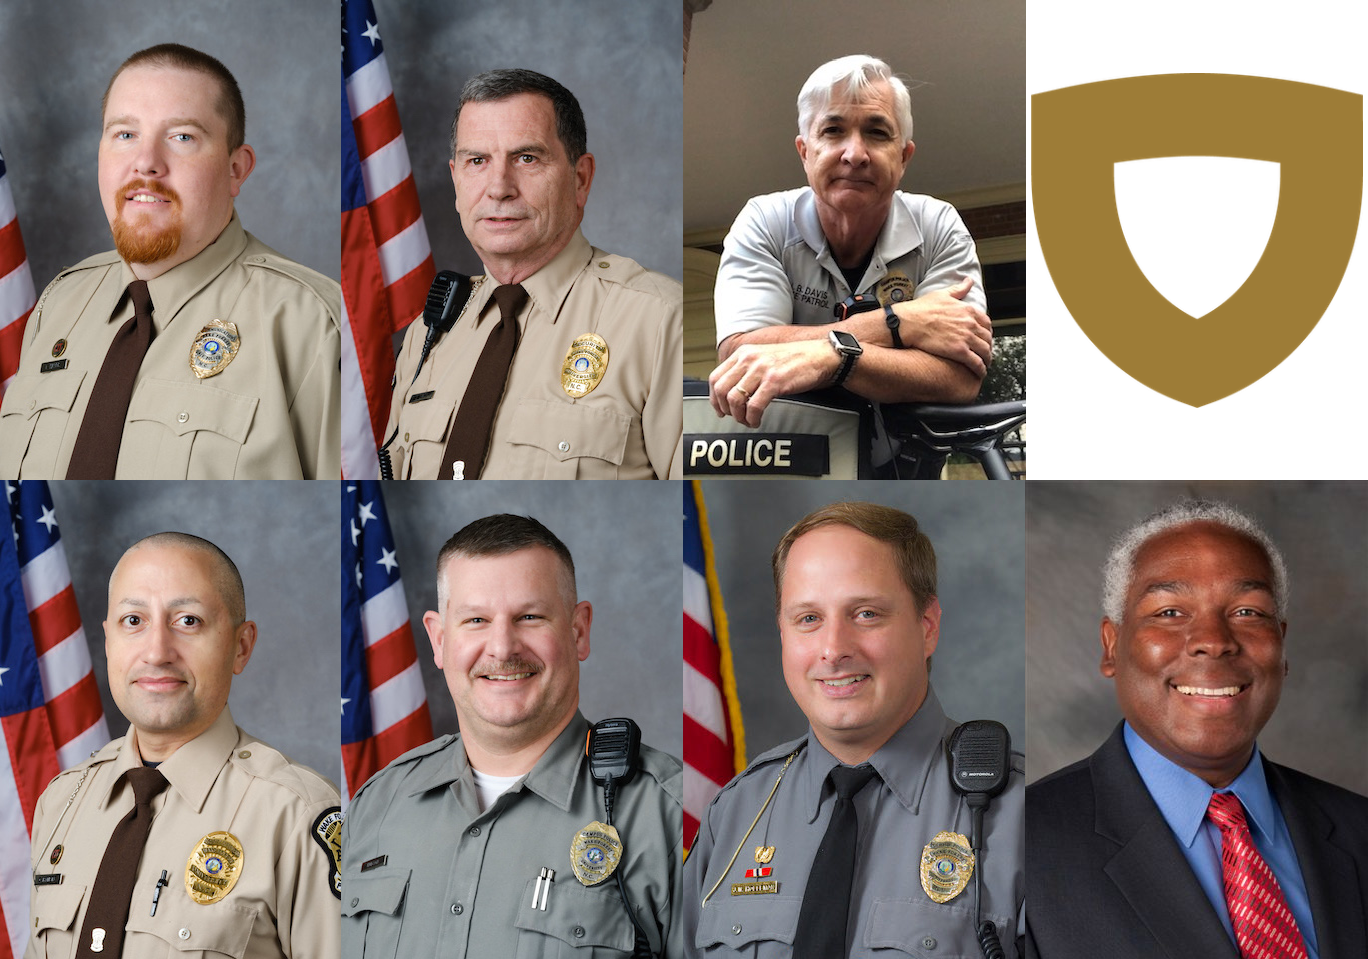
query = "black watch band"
(883, 303, 905, 349)
(833, 351, 857, 387)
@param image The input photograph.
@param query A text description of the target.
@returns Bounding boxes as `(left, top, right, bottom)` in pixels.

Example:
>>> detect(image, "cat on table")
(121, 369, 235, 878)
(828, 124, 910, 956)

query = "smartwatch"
(828, 330, 862, 387)
(883, 303, 905, 349)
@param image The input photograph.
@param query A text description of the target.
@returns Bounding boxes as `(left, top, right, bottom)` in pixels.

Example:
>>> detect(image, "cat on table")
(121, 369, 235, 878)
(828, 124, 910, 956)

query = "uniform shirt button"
(468, 826, 480, 837)
(178, 928, 191, 940)
(922, 937, 937, 949)
(238, 750, 251, 759)
(598, 261, 610, 269)
(573, 926, 585, 938)
(451, 903, 463, 915)
(177, 411, 189, 423)
(403, 432, 410, 442)
(28, 399, 35, 410)
(731, 924, 742, 935)
(350, 897, 359, 908)
(558, 441, 569, 452)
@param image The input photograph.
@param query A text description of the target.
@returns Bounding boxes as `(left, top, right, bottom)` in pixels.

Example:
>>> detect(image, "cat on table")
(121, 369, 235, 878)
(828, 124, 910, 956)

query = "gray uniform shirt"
(342, 712, 683, 958)
(684, 687, 1024, 958)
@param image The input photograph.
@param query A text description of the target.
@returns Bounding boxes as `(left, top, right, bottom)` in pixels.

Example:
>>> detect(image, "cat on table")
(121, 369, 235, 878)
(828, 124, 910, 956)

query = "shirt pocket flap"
(514, 878, 635, 951)
(864, 897, 989, 958)
(506, 399, 630, 464)
(692, 894, 802, 949)
(126, 901, 258, 957)
(341, 868, 411, 918)
(127, 378, 258, 442)
(31, 881, 86, 933)
(2, 369, 86, 421)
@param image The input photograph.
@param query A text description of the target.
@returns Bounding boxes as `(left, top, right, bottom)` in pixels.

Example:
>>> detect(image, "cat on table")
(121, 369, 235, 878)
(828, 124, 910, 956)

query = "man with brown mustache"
(340, 513, 682, 957)
(1025, 501, 1368, 958)
(0, 43, 340, 479)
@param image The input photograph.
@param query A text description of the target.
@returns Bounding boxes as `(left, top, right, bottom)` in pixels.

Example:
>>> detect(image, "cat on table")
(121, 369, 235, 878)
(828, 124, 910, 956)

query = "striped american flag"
(683, 481, 745, 852)
(0, 148, 37, 398)
(341, 0, 436, 479)
(0, 481, 109, 959)
(340, 481, 432, 808)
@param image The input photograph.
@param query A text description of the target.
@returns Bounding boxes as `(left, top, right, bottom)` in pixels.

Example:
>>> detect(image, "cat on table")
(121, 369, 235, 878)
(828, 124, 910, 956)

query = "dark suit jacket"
(1025, 724, 1368, 959)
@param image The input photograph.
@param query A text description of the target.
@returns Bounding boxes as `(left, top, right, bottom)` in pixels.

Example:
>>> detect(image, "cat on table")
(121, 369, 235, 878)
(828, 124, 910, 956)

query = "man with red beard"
(0, 43, 339, 479)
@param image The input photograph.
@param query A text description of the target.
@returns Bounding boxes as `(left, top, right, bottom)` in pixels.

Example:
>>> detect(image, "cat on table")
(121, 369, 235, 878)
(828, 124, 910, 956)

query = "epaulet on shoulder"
(62, 250, 123, 274)
(241, 234, 341, 327)
(715, 736, 806, 799)
(589, 249, 681, 302)
(634, 742, 683, 806)
(349, 734, 456, 805)
(230, 731, 340, 806)
(44, 738, 120, 793)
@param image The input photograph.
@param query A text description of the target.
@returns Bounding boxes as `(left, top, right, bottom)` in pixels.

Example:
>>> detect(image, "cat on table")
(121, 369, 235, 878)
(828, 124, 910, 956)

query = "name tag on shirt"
(33, 874, 63, 886)
(408, 391, 435, 404)
(40, 360, 68, 373)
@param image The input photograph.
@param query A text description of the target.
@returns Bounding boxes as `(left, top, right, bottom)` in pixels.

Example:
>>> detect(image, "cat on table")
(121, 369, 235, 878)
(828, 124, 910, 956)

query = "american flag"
(341, 0, 436, 479)
(341, 481, 432, 808)
(683, 481, 745, 852)
(0, 147, 38, 398)
(0, 482, 109, 959)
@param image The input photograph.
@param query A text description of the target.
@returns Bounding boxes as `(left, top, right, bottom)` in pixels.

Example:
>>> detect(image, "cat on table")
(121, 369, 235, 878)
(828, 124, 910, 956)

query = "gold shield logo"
(1034, 74, 1361, 406)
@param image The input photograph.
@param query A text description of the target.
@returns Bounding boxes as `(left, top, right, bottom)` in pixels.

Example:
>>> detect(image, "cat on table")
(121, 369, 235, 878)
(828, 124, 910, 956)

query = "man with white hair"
(1025, 501, 1368, 959)
(707, 55, 993, 433)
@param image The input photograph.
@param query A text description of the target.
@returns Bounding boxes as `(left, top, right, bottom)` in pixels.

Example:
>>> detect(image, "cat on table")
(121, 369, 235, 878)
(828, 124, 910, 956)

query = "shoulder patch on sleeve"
(311, 807, 343, 900)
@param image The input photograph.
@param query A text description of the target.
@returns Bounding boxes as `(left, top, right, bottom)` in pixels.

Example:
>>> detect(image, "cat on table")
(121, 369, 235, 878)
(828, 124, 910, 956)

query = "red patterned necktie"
(1206, 791, 1309, 959)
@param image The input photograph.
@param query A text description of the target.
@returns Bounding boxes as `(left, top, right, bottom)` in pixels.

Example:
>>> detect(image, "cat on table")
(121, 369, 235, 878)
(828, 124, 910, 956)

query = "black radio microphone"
(415, 270, 472, 378)
(947, 720, 1012, 959)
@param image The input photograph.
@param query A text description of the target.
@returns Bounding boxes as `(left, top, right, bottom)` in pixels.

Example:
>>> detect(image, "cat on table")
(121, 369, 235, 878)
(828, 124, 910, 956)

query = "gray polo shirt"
(342, 712, 683, 958)
(684, 687, 1023, 958)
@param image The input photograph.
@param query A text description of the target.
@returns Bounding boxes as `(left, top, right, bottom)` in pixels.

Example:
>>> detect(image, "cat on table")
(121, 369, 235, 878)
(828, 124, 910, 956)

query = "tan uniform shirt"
(25, 709, 341, 959)
(382, 231, 682, 479)
(0, 213, 340, 479)
(341, 712, 684, 957)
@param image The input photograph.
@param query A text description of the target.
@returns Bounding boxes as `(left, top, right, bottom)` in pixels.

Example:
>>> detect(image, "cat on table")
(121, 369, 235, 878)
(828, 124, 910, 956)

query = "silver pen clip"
(531, 867, 547, 910)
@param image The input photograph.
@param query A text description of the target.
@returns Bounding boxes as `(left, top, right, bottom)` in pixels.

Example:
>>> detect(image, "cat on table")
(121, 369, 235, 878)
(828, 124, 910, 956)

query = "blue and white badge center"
(189, 319, 241, 379)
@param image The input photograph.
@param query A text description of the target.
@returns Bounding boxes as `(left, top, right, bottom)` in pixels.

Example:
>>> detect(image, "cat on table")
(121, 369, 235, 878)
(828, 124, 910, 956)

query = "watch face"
(831, 330, 861, 353)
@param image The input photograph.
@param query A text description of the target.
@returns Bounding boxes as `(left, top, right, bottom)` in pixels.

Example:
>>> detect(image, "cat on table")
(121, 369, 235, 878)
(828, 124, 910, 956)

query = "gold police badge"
(569, 821, 623, 886)
(186, 831, 244, 904)
(189, 320, 241, 379)
(312, 808, 343, 900)
(561, 333, 609, 398)
(920, 830, 974, 903)
(876, 271, 914, 306)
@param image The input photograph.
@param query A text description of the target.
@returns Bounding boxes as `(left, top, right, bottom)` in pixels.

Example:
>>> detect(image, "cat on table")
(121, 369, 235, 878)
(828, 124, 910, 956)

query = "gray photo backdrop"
(699, 481, 1025, 762)
(1026, 481, 1368, 794)
(379, 481, 683, 758)
(0, 0, 338, 288)
(373, 0, 684, 283)
(47, 481, 340, 780)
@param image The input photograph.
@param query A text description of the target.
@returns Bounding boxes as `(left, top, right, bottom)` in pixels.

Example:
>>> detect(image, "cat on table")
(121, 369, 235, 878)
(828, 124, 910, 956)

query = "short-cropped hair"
(1101, 500, 1289, 622)
(797, 54, 914, 143)
(115, 531, 246, 626)
(103, 43, 246, 151)
(435, 514, 577, 612)
(772, 501, 936, 614)
(450, 68, 587, 164)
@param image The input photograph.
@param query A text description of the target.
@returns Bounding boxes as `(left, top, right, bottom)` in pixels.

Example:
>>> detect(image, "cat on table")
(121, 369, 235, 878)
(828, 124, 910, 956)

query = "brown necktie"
(439, 283, 527, 480)
(74, 766, 168, 959)
(66, 280, 156, 479)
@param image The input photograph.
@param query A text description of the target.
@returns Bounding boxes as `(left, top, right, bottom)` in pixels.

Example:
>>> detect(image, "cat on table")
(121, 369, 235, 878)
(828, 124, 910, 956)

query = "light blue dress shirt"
(1123, 723, 1319, 958)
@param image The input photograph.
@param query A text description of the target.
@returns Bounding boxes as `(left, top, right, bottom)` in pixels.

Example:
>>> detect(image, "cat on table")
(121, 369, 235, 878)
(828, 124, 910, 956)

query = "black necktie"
(74, 766, 168, 959)
(439, 283, 527, 480)
(66, 280, 155, 479)
(792, 764, 878, 959)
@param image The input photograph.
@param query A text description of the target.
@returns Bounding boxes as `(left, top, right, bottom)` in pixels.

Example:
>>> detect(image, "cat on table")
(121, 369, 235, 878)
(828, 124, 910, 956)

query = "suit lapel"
(1267, 759, 1365, 959)
(1091, 727, 1240, 959)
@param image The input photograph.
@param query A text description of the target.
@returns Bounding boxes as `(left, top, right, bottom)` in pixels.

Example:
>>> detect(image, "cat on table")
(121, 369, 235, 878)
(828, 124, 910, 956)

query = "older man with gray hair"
(1025, 500, 1368, 959)
(708, 54, 993, 436)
